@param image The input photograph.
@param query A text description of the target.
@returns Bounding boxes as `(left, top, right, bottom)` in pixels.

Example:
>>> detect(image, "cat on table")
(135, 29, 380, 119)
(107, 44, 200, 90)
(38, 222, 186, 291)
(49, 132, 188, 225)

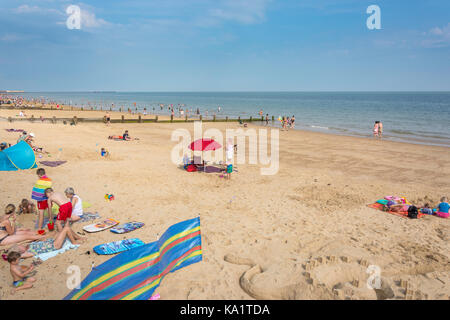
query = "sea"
(14, 91, 450, 147)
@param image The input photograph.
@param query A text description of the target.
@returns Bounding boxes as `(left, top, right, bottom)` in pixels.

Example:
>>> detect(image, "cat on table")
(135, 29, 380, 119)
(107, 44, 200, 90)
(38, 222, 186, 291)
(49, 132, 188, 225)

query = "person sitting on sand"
(8, 251, 36, 293)
(100, 148, 109, 157)
(0, 204, 45, 246)
(17, 131, 28, 144)
(18, 199, 36, 215)
(436, 196, 449, 218)
(0, 142, 10, 150)
(122, 130, 131, 141)
(64, 187, 83, 223)
(421, 203, 433, 215)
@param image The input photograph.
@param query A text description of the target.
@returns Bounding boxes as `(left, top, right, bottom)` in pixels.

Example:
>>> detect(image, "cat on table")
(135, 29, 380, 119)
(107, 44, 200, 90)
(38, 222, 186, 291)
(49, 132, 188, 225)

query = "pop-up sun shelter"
(0, 141, 37, 171)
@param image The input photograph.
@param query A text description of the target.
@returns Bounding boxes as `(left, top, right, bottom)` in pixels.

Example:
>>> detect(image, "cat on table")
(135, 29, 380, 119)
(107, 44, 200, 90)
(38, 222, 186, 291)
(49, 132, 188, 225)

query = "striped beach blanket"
(64, 217, 202, 300)
(31, 176, 52, 201)
(368, 203, 426, 219)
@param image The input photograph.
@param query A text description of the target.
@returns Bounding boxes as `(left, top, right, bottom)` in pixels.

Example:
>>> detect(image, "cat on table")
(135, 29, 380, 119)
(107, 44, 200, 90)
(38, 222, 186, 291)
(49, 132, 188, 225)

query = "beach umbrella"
(188, 138, 222, 151)
(188, 139, 222, 171)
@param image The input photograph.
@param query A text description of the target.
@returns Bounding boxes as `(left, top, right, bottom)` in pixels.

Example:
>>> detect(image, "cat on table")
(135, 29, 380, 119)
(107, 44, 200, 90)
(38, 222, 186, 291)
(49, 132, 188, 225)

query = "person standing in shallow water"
(373, 121, 379, 138)
(378, 121, 383, 139)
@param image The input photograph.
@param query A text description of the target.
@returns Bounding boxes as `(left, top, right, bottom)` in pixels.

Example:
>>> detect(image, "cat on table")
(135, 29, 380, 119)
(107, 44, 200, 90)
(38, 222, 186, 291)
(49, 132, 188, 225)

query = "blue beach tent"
(0, 141, 37, 171)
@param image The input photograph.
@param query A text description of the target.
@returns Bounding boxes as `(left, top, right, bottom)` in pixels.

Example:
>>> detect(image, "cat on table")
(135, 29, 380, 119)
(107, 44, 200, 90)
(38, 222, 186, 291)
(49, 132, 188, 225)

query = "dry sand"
(0, 114, 449, 300)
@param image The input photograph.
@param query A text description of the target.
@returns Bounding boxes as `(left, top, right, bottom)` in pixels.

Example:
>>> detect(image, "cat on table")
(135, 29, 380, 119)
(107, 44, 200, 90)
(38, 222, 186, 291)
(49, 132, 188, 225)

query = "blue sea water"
(17, 91, 450, 147)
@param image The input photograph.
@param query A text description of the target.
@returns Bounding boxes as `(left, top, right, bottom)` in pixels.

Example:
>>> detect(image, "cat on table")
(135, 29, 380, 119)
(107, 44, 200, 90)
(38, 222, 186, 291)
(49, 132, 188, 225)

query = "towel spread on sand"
(368, 203, 426, 219)
(27, 239, 79, 261)
(5, 129, 24, 132)
(39, 161, 67, 167)
(31, 175, 52, 201)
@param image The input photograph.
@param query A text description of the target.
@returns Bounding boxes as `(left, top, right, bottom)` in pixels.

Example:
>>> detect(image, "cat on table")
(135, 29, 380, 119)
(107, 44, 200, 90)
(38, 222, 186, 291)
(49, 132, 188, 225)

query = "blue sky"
(0, 0, 449, 91)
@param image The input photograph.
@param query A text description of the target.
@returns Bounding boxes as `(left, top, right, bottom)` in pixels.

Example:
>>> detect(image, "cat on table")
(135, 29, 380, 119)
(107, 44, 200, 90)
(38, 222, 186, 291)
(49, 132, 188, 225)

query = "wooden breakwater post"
(272, 115, 274, 122)
(138, 115, 142, 123)
(81, 107, 84, 111)
(73, 116, 78, 125)
(8, 116, 12, 123)
(261, 116, 264, 121)
(200, 115, 203, 121)
(226, 116, 228, 122)
(30, 115, 35, 122)
(52, 116, 56, 124)
(238, 116, 241, 123)
(155, 115, 158, 122)
(171, 115, 173, 122)
(185, 115, 188, 122)
(121, 115, 125, 123)
(250, 116, 253, 122)
(213, 115, 216, 122)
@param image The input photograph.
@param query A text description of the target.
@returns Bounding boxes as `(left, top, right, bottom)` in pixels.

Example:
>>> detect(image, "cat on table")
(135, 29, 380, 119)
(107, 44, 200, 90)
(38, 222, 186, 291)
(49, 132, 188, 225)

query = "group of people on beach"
(281, 116, 295, 130)
(373, 121, 383, 138)
(0, 167, 86, 293)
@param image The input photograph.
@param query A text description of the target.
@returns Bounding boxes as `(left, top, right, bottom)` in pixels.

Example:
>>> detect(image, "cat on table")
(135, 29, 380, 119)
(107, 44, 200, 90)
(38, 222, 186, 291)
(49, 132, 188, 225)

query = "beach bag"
(407, 206, 418, 219)
(186, 164, 197, 172)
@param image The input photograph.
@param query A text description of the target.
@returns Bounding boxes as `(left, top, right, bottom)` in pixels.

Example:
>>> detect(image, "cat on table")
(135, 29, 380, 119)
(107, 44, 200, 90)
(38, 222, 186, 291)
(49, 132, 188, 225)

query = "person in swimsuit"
(8, 251, 36, 293)
(378, 121, 383, 138)
(373, 121, 379, 138)
(105, 112, 111, 126)
(0, 204, 45, 246)
(291, 115, 295, 129)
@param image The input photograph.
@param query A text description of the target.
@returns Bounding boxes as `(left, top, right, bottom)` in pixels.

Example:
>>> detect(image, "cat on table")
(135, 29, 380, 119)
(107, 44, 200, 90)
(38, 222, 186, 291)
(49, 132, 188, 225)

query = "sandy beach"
(0, 113, 449, 300)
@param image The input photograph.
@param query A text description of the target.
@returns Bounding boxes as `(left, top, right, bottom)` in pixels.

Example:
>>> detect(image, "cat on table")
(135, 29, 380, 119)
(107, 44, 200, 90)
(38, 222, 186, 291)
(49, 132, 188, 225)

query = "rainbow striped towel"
(31, 176, 52, 201)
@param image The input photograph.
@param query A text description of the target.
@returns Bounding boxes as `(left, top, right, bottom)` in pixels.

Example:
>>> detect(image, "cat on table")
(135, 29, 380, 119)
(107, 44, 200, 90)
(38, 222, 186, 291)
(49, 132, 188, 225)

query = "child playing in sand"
(32, 168, 53, 231)
(421, 203, 433, 215)
(18, 199, 36, 215)
(45, 188, 73, 231)
(64, 187, 83, 223)
(8, 251, 36, 293)
(100, 148, 109, 157)
(436, 197, 449, 218)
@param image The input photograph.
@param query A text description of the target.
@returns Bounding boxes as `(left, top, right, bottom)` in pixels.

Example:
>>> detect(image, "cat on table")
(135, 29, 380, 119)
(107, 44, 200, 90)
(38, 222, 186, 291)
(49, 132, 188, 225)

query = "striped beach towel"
(31, 176, 52, 201)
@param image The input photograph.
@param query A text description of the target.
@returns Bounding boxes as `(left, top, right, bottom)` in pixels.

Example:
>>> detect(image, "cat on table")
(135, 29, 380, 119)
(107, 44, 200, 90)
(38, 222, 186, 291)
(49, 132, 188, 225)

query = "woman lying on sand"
(0, 204, 45, 246)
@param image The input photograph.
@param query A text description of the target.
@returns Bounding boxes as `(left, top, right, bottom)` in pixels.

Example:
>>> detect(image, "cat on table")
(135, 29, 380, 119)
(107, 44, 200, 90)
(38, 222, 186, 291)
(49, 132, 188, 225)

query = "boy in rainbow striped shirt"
(31, 168, 53, 230)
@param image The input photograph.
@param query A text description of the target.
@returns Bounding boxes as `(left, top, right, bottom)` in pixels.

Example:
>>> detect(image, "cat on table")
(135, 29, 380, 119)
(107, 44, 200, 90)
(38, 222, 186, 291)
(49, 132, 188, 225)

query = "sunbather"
(0, 204, 45, 246)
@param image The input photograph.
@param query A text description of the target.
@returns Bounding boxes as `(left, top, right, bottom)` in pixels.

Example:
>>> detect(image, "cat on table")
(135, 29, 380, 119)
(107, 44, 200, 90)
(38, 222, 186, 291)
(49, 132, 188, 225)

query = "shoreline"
(1, 104, 449, 149)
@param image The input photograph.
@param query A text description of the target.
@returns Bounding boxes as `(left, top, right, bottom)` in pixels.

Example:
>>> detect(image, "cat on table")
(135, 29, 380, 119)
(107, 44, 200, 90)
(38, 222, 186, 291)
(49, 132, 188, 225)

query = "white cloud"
(208, 0, 271, 25)
(421, 23, 450, 48)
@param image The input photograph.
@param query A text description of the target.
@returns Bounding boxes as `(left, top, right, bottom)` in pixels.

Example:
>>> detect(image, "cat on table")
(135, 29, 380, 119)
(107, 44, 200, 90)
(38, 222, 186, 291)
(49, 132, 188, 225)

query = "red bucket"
(47, 222, 54, 231)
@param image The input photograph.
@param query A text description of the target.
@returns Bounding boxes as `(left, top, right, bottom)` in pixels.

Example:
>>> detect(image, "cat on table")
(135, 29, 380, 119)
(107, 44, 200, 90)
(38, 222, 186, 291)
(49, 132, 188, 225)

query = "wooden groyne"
(0, 105, 276, 124)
